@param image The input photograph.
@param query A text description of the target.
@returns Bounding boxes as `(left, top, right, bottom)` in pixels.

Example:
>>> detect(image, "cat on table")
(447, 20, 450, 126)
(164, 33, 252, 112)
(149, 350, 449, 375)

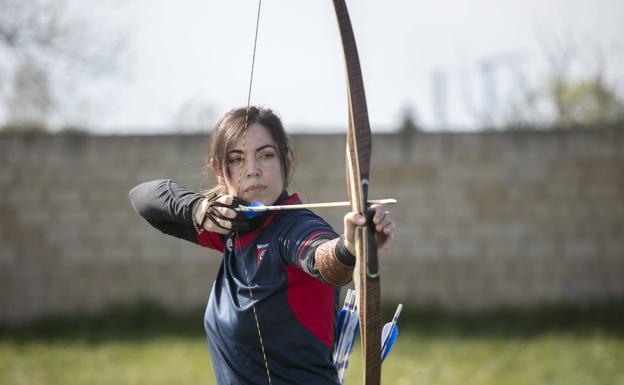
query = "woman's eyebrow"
(256, 144, 277, 152)
(228, 144, 277, 155)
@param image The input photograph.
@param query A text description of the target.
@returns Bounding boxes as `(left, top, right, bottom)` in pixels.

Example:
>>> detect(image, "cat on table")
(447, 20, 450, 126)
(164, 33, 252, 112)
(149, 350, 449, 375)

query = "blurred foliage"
(0, 301, 205, 343)
(0, 123, 89, 135)
(548, 76, 624, 128)
(0, 122, 48, 134)
(466, 32, 624, 131)
(1, 299, 623, 342)
(497, 76, 624, 131)
(396, 299, 624, 338)
(399, 106, 421, 135)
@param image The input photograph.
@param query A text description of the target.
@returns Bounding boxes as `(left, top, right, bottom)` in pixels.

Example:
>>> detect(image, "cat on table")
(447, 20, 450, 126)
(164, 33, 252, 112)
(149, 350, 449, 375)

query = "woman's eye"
(228, 157, 242, 165)
(259, 152, 275, 160)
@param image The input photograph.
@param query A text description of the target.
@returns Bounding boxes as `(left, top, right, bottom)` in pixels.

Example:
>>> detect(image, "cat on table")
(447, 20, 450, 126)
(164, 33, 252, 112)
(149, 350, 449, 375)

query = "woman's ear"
(286, 149, 295, 179)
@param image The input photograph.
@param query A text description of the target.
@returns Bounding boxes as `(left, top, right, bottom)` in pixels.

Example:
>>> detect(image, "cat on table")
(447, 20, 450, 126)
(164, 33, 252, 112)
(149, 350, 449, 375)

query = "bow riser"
(353, 224, 382, 384)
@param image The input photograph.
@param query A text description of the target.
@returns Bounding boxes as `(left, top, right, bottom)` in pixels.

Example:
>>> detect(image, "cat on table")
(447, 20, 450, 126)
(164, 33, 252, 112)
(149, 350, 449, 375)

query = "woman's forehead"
(229, 123, 276, 151)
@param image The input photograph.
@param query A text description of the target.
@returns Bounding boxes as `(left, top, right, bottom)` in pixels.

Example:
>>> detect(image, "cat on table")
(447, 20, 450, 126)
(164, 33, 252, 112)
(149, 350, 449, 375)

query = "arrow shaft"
(238, 199, 396, 212)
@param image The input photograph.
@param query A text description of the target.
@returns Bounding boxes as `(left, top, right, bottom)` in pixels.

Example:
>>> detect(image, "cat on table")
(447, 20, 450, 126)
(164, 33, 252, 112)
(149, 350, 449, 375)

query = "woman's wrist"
(192, 198, 208, 233)
(336, 235, 356, 267)
(315, 237, 354, 286)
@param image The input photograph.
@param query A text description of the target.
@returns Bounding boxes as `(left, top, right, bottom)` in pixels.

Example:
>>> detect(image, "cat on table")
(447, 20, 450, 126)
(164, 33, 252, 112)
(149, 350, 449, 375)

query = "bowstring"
(234, 1, 272, 384)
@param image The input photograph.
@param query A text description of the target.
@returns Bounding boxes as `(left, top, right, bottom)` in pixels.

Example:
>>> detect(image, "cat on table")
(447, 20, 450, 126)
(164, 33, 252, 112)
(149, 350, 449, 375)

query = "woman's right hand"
(194, 195, 239, 234)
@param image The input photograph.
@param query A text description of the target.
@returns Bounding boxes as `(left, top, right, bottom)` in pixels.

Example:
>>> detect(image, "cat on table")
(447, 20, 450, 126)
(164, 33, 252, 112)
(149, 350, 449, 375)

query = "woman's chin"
(247, 192, 279, 206)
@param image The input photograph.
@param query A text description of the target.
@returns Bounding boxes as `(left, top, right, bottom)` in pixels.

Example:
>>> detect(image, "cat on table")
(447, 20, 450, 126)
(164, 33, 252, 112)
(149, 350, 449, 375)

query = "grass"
(1, 301, 623, 385)
(0, 337, 213, 385)
(346, 332, 623, 385)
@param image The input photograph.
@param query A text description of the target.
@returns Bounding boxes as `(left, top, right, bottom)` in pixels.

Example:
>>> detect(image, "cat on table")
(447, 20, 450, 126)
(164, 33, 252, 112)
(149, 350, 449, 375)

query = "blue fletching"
(333, 308, 347, 363)
(381, 303, 403, 363)
(350, 322, 360, 351)
(336, 309, 346, 336)
(243, 201, 265, 219)
(381, 324, 398, 362)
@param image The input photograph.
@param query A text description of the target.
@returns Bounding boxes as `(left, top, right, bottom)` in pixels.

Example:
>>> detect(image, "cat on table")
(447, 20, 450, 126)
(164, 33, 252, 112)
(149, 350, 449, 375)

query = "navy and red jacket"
(129, 179, 343, 385)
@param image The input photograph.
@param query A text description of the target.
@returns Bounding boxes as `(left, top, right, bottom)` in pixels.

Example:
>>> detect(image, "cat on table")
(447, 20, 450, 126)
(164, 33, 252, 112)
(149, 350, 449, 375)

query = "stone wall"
(1, 128, 623, 321)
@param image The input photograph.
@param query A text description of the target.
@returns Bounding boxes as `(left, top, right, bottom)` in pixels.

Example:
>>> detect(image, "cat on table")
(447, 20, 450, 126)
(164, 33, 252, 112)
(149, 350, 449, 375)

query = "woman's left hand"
(343, 205, 396, 255)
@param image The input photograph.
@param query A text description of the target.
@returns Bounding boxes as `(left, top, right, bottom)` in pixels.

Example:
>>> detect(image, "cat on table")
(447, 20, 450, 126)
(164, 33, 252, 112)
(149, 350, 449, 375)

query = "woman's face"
(218, 123, 287, 205)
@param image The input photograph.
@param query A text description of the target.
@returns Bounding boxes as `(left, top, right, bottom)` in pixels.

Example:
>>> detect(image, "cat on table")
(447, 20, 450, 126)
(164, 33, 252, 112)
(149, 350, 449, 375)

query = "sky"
(9, 0, 624, 133)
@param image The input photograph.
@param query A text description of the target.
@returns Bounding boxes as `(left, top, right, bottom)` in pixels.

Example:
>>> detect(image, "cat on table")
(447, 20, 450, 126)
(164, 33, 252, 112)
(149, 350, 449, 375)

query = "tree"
(0, 0, 126, 131)
(5, 62, 51, 131)
(546, 75, 624, 128)
(507, 32, 624, 129)
(398, 105, 420, 160)
(172, 98, 218, 133)
(459, 32, 624, 131)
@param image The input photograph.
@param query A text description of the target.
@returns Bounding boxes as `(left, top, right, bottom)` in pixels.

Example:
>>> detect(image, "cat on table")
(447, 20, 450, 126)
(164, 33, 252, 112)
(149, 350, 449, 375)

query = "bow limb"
(332, 1, 382, 384)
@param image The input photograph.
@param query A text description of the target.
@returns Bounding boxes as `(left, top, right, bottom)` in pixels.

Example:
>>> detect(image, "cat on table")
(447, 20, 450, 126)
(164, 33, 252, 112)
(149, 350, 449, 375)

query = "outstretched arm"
(129, 179, 203, 243)
(314, 205, 396, 286)
(292, 205, 395, 287)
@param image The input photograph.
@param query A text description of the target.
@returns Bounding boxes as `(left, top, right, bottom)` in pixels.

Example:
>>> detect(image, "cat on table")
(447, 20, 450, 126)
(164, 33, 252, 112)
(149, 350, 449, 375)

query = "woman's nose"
(245, 156, 261, 176)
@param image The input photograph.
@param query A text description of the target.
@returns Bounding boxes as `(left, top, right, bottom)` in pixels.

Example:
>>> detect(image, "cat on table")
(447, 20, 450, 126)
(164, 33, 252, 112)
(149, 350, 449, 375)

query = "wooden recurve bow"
(332, 1, 382, 384)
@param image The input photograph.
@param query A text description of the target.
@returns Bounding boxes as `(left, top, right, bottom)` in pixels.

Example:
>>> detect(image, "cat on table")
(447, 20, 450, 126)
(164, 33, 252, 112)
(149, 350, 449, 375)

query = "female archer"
(129, 106, 395, 385)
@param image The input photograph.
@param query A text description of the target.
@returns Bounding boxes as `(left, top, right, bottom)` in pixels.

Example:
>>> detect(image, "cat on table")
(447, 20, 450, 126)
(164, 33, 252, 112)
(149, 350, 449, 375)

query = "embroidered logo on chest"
(256, 243, 269, 266)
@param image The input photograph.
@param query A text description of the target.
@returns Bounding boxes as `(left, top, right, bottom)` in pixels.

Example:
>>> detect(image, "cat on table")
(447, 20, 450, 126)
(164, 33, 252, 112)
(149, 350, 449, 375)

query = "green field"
(1, 302, 623, 385)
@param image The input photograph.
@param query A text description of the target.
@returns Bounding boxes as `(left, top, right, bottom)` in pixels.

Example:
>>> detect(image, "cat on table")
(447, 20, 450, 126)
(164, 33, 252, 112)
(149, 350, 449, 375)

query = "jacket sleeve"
(278, 211, 340, 282)
(128, 179, 204, 244)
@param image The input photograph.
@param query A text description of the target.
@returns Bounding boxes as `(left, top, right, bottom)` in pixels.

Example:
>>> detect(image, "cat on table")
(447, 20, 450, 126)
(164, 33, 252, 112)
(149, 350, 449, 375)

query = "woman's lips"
(244, 185, 266, 195)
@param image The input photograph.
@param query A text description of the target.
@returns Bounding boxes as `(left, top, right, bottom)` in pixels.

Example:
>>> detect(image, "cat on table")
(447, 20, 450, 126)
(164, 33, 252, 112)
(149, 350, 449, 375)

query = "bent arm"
(129, 179, 203, 243)
(312, 237, 355, 286)
(297, 236, 355, 287)
(280, 213, 355, 287)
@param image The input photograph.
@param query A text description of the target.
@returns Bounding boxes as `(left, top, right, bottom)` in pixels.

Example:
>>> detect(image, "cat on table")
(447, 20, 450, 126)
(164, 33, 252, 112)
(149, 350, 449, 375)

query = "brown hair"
(205, 106, 293, 195)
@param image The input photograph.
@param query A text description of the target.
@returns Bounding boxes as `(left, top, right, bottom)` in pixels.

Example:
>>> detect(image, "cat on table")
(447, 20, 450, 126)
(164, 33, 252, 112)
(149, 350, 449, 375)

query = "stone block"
(446, 239, 479, 259)
(604, 240, 624, 258)
(482, 239, 524, 259)
(567, 133, 617, 158)
(562, 238, 598, 260)
(46, 190, 82, 208)
(56, 209, 91, 229)
(526, 239, 558, 259)
(404, 237, 440, 259)
(62, 246, 97, 261)
(0, 246, 17, 264)
(8, 189, 44, 207)
(16, 206, 52, 226)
